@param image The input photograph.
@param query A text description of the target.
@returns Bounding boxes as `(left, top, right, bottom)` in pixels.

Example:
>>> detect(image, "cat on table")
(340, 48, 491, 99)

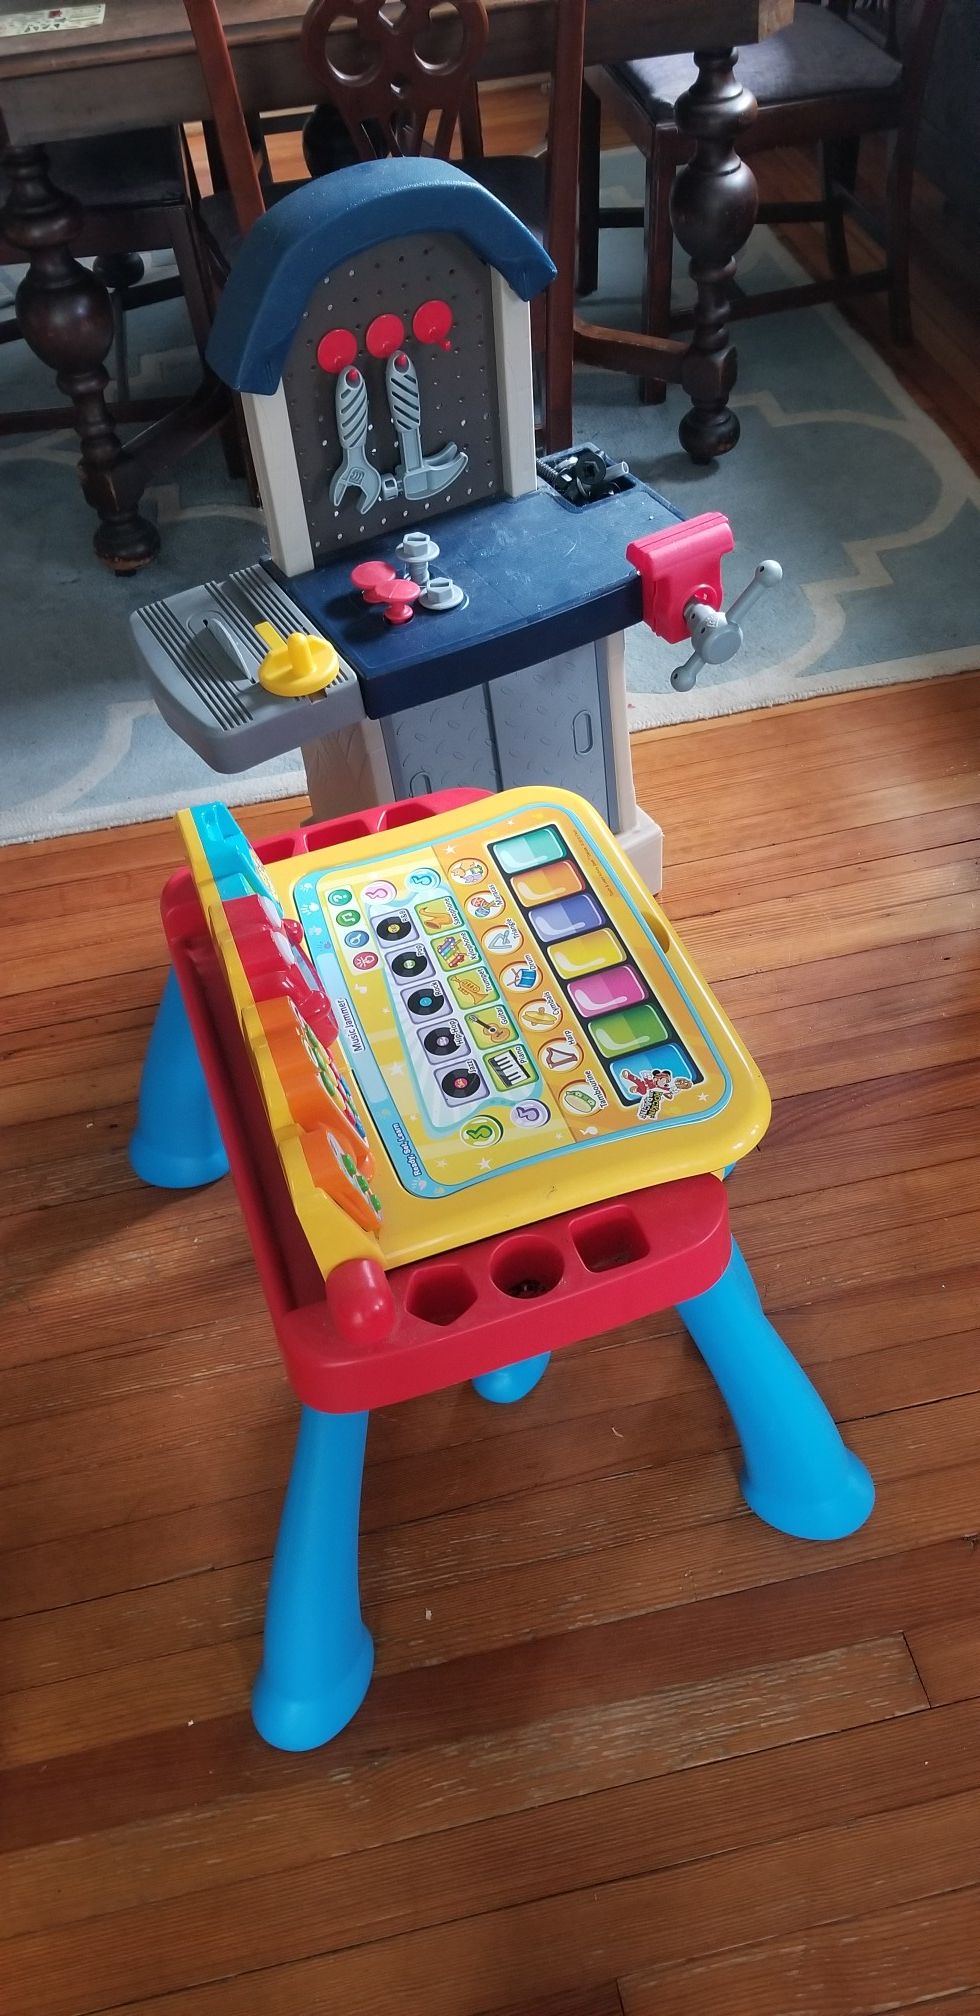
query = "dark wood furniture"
(0, 126, 211, 439)
(578, 0, 947, 409)
(0, 0, 793, 570)
(182, 0, 585, 454)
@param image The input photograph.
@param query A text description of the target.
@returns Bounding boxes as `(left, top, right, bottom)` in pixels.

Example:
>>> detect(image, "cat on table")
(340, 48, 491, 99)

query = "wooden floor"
(3, 672, 980, 2015)
(5, 87, 980, 2016)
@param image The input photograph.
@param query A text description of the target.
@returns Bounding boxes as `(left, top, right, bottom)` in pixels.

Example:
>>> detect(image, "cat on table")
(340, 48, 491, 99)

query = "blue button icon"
(344, 929, 369, 949)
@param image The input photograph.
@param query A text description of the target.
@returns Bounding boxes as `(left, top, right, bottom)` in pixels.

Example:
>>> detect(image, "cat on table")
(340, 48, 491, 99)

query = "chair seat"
(611, 8, 902, 124)
(0, 128, 189, 212)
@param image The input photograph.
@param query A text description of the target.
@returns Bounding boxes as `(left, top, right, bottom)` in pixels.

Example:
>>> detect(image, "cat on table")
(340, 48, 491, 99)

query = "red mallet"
(317, 326, 358, 373)
(412, 298, 454, 351)
(351, 560, 397, 606)
(365, 312, 406, 360)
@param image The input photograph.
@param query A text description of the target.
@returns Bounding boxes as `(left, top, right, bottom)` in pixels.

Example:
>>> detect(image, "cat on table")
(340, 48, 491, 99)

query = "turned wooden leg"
(639, 131, 679, 408)
(0, 143, 161, 570)
(577, 80, 602, 298)
(671, 49, 758, 463)
(885, 140, 915, 347)
(821, 135, 859, 282)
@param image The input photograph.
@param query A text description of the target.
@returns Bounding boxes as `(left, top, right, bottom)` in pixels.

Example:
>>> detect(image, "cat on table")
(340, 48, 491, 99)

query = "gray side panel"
(595, 635, 622, 832)
(488, 646, 610, 820)
(131, 565, 364, 773)
(382, 685, 500, 799)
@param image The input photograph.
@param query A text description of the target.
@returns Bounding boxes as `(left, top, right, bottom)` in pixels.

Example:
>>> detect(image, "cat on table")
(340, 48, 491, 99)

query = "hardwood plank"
(3, 1540, 976, 1855)
(488, 1993, 624, 2016)
(7, 1317, 980, 1625)
(906, 1618, 980, 1708)
(63, 1789, 980, 2016)
(3, 1441, 979, 1766)
(620, 1886, 980, 2016)
(0, 1641, 923, 1967)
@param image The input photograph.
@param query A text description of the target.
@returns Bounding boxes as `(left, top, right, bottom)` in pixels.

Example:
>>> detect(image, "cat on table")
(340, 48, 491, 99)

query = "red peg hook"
(412, 298, 454, 352)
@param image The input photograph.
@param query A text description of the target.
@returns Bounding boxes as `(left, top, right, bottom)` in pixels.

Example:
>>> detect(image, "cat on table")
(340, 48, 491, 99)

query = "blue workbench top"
(279, 478, 681, 718)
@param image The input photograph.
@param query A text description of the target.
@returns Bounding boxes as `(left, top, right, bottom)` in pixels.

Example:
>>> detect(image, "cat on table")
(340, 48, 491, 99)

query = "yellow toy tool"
(255, 622, 340, 697)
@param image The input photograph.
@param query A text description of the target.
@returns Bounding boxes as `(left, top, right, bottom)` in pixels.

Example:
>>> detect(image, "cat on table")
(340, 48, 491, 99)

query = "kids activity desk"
(132, 786, 875, 1752)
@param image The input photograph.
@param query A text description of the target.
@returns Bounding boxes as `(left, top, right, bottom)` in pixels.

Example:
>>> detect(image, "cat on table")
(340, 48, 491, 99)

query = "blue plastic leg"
(677, 1241, 875, 1541)
(472, 1351, 552, 1405)
(129, 969, 229, 1189)
(252, 1405, 374, 1752)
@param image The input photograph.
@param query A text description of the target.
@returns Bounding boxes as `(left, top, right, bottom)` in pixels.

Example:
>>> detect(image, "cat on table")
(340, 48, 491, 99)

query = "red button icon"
(352, 950, 379, 971)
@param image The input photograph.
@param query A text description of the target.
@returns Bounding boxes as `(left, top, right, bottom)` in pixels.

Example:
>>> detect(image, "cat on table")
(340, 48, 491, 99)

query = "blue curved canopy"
(207, 157, 556, 396)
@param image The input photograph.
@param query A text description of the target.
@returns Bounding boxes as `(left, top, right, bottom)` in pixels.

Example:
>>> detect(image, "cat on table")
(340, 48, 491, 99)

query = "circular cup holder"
(490, 1236, 564, 1301)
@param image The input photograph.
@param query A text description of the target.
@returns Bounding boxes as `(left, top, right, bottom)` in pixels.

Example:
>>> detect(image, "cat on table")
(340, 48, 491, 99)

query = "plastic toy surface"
(130, 157, 779, 896)
(177, 789, 771, 1285)
(131, 787, 874, 1751)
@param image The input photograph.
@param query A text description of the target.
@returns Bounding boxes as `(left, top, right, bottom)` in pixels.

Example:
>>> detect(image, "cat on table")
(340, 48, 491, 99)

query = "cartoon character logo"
(619, 1066, 693, 1121)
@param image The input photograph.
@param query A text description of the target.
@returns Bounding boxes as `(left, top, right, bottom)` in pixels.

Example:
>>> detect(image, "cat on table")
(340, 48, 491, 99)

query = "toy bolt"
(420, 575, 466, 612)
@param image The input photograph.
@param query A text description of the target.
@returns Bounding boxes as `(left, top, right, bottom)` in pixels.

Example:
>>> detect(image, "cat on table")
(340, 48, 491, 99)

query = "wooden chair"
(578, 0, 948, 404)
(0, 128, 212, 437)
(181, 0, 586, 452)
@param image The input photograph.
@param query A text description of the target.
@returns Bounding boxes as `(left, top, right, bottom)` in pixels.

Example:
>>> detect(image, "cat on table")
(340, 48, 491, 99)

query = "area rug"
(1, 147, 978, 843)
(580, 153, 980, 731)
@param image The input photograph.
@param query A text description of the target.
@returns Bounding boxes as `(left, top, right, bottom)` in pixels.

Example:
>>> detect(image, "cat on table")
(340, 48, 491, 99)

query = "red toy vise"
(627, 513, 782, 693)
(627, 512, 734, 645)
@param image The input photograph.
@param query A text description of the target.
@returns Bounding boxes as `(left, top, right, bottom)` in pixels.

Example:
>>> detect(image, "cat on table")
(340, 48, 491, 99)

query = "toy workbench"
(178, 788, 770, 1282)
(131, 158, 779, 895)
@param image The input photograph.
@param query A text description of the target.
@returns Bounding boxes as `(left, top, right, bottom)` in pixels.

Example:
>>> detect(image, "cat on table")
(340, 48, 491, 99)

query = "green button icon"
(590, 1002, 670, 1058)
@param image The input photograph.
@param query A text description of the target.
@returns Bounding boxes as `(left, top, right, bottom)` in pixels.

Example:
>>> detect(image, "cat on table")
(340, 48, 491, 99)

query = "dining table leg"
(0, 142, 161, 570)
(671, 49, 758, 463)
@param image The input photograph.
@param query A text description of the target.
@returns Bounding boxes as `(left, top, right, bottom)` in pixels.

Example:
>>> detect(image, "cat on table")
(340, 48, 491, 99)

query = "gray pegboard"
(281, 233, 503, 561)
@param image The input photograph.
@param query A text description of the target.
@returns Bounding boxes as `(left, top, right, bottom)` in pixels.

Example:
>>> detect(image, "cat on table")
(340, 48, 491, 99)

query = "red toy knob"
(326, 1258, 396, 1348)
(351, 560, 397, 605)
(381, 579, 421, 625)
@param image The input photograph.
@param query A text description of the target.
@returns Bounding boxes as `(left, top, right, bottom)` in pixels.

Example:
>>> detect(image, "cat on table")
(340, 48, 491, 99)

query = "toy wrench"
(385, 350, 468, 500)
(330, 366, 387, 513)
